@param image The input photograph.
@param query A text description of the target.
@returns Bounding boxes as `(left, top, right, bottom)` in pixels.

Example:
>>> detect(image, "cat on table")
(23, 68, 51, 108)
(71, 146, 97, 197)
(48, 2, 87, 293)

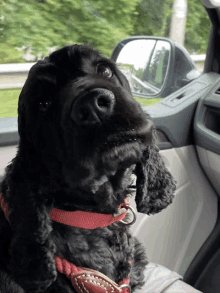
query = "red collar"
(50, 199, 130, 229)
(0, 193, 129, 229)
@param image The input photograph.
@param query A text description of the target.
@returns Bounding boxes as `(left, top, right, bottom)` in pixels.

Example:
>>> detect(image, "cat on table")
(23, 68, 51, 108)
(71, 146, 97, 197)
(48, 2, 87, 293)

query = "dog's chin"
(101, 140, 145, 169)
(62, 140, 143, 195)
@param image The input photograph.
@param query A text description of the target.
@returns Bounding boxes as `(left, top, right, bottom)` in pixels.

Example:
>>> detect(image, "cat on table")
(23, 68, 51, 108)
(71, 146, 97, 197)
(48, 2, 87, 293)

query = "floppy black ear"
(18, 59, 58, 143)
(135, 145, 176, 215)
(1, 160, 57, 292)
(3, 60, 59, 292)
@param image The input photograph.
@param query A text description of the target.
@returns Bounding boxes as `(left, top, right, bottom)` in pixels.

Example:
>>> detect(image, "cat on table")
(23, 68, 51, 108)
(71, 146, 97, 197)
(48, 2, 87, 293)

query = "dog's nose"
(71, 88, 115, 125)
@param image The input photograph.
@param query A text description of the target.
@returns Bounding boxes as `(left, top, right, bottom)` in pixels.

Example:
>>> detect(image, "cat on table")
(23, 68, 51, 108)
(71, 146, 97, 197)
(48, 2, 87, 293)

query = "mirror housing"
(111, 36, 200, 99)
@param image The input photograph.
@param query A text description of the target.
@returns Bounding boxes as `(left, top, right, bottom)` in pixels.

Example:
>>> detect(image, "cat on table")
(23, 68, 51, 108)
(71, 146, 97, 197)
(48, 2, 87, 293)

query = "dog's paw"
(18, 276, 57, 293)
(10, 257, 57, 293)
(9, 239, 57, 292)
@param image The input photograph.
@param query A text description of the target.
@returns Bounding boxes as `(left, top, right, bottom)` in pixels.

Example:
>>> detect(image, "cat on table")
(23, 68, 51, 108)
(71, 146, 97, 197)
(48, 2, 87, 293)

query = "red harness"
(0, 193, 131, 293)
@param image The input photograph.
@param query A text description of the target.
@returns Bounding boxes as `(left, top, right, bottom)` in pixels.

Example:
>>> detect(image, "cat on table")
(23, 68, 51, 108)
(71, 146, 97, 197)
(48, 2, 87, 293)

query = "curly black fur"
(0, 44, 176, 292)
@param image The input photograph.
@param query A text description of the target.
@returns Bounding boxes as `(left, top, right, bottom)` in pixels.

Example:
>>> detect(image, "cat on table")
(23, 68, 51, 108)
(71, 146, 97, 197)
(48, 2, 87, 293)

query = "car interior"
(1, 0, 220, 292)
(112, 1, 220, 291)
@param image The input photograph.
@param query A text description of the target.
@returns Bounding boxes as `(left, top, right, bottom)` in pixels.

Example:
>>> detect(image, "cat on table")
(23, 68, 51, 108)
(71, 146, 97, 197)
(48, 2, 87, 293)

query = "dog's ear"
(48, 45, 73, 70)
(1, 163, 57, 292)
(135, 144, 176, 215)
(5, 59, 59, 292)
(18, 59, 58, 145)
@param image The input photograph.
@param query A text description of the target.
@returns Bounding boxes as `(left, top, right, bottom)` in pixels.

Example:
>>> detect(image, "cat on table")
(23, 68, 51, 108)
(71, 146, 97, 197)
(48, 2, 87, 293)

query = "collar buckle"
(120, 206, 136, 225)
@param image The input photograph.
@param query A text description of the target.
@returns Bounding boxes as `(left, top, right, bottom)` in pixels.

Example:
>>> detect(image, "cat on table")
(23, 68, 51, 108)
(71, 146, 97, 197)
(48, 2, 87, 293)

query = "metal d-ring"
(119, 284, 131, 292)
(120, 206, 136, 225)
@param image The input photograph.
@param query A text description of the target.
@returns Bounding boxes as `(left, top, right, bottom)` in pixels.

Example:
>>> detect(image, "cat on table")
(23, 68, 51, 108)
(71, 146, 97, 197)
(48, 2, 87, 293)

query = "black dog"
(0, 44, 176, 293)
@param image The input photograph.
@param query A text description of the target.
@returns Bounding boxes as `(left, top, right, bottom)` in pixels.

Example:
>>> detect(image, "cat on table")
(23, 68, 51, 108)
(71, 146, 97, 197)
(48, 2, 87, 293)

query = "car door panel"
(194, 78, 220, 194)
(131, 145, 218, 277)
(0, 117, 19, 146)
(181, 72, 220, 289)
(196, 146, 220, 194)
(0, 145, 17, 182)
(130, 72, 220, 277)
(146, 73, 219, 149)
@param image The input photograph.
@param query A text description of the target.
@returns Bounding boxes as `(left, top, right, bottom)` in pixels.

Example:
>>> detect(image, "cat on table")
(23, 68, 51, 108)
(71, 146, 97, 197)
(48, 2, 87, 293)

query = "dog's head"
(17, 44, 176, 215)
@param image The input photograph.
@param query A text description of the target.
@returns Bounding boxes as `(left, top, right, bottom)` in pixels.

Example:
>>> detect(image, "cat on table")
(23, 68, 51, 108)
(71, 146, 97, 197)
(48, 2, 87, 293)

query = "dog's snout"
(71, 88, 115, 125)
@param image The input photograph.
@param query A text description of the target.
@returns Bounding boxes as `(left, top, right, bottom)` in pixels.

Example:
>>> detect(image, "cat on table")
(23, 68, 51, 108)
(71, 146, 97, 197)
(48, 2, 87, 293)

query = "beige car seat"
(136, 263, 202, 293)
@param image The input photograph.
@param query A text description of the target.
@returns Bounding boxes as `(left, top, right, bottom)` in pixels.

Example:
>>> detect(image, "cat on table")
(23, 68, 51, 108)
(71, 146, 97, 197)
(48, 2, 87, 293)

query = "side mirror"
(111, 36, 200, 99)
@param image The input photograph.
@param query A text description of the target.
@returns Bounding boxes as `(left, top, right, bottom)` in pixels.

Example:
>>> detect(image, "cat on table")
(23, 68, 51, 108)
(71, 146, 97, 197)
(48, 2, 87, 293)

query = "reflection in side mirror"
(116, 39, 171, 97)
(112, 36, 201, 99)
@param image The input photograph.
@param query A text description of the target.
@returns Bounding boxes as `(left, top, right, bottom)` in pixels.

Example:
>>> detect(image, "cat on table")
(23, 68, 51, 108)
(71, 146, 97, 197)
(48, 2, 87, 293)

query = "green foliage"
(0, 88, 21, 118)
(0, 0, 211, 63)
(134, 96, 162, 107)
(185, 0, 210, 53)
(0, 44, 26, 63)
(131, 0, 173, 37)
(131, 0, 210, 54)
(136, 68, 144, 79)
(0, 0, 141, 61)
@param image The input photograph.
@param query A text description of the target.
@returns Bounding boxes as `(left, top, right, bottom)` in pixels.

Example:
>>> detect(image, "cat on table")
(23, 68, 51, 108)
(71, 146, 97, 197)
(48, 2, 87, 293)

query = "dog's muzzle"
(71, 88, 115, 126)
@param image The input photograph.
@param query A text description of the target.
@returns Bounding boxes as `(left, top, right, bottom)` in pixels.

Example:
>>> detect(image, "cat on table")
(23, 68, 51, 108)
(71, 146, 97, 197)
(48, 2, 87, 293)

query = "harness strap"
(54, 255, 130, 293)
(0, 193, 9, 220)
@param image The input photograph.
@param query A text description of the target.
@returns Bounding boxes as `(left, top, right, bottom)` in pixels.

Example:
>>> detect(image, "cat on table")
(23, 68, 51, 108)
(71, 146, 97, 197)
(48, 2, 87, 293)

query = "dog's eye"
(97, 64, 112, 78)
(39, 101, 52, 113)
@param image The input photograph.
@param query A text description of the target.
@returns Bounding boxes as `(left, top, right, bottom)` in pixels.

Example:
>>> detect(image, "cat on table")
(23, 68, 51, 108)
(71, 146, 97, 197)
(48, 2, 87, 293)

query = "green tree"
(0, 0, 141, 63)
(131, 0, 210, 54)
(131, 0, 173, 37)
(0, 0, 211, 63)
(185, 0, 210, 53)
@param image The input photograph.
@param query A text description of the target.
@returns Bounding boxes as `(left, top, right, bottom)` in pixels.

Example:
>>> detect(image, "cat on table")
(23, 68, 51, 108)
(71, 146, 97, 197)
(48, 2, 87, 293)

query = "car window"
(0, 1, 211, 118)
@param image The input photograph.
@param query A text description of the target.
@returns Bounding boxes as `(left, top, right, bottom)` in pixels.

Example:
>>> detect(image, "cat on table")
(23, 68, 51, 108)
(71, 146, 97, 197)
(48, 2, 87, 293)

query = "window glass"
(0, 1, 211, 118)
